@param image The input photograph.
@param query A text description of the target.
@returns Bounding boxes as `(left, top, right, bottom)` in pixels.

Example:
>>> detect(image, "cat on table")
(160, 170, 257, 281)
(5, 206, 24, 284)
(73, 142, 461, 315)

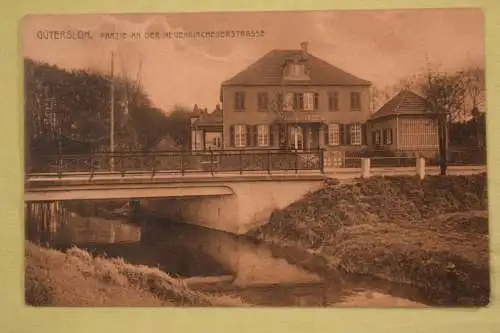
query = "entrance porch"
(276, 122, 324, 151)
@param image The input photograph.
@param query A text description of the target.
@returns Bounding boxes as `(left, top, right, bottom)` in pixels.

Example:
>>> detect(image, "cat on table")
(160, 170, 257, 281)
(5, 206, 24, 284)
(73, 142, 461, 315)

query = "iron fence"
(26, 149, 325, 177)
(426, 148, 487, 166)
(342, 157, 362, 168)
(369, 157, 417, 168)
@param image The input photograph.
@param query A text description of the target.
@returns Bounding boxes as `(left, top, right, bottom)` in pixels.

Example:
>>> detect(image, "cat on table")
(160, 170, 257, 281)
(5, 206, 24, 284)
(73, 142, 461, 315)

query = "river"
(27, 203, 429, 307)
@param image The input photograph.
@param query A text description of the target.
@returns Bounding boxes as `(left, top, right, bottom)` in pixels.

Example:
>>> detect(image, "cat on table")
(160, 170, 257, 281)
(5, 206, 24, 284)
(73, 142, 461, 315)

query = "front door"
(290, 126, 304, 150)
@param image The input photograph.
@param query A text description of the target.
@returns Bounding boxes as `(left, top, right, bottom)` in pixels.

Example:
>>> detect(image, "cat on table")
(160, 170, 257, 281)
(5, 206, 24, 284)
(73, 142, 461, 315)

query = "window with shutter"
(257, 125, 270, 146)
(235, 92, 245, 110)
(386, 128, 393, 145)
(327, 124, 340, 146)
(283, 92, 294, 111)
(304, 92, 314, 111)
(350, 92, 361, 111)
(328, 92, 339, 111)
(350, 124, 362, 145)
(234, 124, 246, 147)
(294, 93, 304, 110)
(257, 92, 268, 111)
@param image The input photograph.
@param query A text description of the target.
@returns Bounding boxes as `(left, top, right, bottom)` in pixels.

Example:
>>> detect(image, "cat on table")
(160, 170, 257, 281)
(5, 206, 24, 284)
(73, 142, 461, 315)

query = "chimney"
(300, 42, 308, 57)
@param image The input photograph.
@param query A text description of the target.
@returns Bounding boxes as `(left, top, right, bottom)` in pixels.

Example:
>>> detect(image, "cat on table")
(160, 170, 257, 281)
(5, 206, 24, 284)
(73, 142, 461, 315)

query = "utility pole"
(110, 51, 115, 171)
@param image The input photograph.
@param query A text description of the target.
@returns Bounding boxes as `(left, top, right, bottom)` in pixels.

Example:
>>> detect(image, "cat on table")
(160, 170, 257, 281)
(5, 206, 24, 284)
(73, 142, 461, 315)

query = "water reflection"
(56, 214, 142, 244)
(141, 221, 322, 286)
(29, 209, 429, 307)
(49, 214, 323, 286)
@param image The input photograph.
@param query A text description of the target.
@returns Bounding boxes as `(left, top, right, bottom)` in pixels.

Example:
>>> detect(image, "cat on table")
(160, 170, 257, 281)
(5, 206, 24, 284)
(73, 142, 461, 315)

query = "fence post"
(295, 152, 299, 174)
(239, 151, 243, 175)
(320, 149, 325, 173)
(89, 150, 94, 180)
(209, 147, 214, 176)
(361, 158, 371, 178)
(150, 153, 156, 180)
(267, 151, 271, 174)
(120, 153, 126, 177)
(57, 138, 63, 178)
(56, 157, 62, 179)
(416, 157, 426, 180)
(180, 152, 185, 176)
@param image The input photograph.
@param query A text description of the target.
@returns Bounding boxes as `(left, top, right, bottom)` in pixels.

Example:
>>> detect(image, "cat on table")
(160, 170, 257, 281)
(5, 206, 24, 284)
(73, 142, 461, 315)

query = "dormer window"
(289, 63, 305, 77)
(283, 60, 310, 81)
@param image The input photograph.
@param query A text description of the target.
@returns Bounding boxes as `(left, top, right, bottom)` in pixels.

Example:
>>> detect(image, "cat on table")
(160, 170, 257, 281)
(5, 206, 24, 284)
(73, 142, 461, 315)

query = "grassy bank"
(25, 241, 246, 307)
(248, 174, 489, 306)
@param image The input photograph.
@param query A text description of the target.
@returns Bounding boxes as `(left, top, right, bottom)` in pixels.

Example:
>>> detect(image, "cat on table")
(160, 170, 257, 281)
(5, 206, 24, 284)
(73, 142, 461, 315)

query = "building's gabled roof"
(191, 104, 207, 118)
(221, 49, 371, 86)
(192, 105, 223, 127)
(370, 89, 438, 121)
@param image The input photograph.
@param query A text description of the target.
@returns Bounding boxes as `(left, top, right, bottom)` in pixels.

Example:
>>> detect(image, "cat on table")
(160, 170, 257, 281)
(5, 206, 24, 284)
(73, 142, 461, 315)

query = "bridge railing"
(25, 149, 325, 176)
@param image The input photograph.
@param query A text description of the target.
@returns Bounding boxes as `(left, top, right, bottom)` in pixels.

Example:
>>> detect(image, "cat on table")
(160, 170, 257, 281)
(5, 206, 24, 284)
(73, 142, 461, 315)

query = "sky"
(22, 9, 484, 113)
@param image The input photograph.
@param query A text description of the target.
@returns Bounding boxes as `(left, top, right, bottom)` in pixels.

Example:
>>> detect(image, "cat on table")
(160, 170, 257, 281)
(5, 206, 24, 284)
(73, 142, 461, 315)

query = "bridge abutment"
(142, 179, 324, 234)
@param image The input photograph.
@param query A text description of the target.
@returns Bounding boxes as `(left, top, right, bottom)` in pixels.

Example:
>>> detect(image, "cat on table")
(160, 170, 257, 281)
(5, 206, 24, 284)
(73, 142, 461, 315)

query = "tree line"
(24, 58, 192, 168)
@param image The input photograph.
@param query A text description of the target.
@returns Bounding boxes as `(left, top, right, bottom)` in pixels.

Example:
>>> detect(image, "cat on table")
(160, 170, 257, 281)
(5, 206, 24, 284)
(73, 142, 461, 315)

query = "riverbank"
(248, 174, 489, 306)
(25, 241, 246, 307)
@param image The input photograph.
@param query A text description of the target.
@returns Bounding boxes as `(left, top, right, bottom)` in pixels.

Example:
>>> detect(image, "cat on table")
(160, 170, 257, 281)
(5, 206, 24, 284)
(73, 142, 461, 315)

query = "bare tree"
(370, 75, 422, 113)
(419, 70, 466, 175)
(370, 86, 389, 113)
(462, 66, 486, 148)
(463, 66, 485, 111)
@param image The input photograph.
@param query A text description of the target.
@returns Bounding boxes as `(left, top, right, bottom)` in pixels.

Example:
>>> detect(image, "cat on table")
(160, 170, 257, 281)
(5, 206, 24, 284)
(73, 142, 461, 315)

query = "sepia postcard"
(22, 9, 489, 308)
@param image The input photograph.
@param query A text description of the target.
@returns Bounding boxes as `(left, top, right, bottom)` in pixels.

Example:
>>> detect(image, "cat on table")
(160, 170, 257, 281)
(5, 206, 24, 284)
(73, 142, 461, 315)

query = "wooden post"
(361, 158, 371, 178)
(416, 157, 426, 180)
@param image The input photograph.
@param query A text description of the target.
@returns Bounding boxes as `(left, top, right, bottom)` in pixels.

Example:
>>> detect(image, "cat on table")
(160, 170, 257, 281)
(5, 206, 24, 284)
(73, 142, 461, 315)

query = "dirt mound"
(248, 174, 489, 306)
(25, 241, 246, 307)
